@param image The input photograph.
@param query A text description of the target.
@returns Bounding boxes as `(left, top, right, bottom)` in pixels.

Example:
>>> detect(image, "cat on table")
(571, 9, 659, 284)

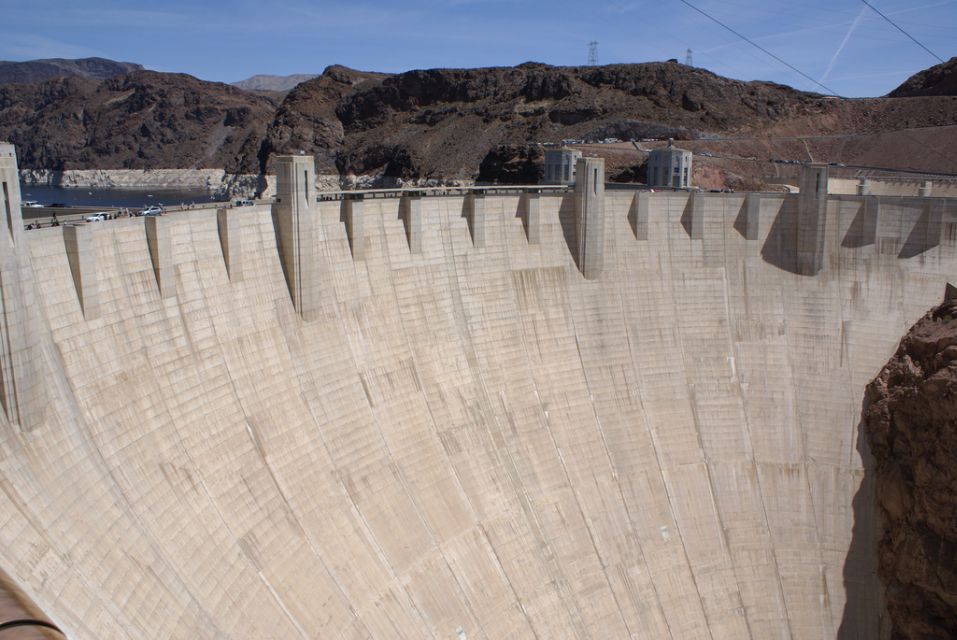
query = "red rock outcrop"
(864, 292, 957, 639)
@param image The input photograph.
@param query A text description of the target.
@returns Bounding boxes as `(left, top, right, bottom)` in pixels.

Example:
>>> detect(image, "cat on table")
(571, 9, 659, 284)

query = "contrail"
(819, 6, 867, 84)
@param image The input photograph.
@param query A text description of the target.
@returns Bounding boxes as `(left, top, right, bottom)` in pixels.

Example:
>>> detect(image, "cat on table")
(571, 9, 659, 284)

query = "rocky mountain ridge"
(0, 70, 277, 174)
(0, 57, 142, 85)
(889, 57, 957, 98)
(232, 74, 319, 93)
(1, 59, 956, 191)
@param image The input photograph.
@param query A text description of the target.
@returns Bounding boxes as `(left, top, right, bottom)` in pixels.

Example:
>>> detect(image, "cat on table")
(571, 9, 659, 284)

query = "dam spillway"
(0, 150, 955, 638)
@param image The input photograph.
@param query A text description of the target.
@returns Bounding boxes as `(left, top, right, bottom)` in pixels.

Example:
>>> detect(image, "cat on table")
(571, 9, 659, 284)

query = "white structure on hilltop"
(543, 148, 582, 185)
(647, 138, 693, 189)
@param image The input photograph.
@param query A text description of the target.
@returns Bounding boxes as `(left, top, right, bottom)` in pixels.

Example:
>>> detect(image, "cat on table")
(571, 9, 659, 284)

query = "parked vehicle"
(140, 205, 164, 216)
(233, 198, 254, 207)
(84, 212, 109, 222)
(21, 200, 43, 208)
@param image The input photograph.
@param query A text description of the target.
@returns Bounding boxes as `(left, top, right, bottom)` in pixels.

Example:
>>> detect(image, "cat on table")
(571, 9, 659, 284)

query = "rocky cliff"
(889, 57, 957, 98)
(0, 57, 141, 84)
(261, 61, 837, 181)
(864, 293, 957, 639)
(0, 71, 277, 174)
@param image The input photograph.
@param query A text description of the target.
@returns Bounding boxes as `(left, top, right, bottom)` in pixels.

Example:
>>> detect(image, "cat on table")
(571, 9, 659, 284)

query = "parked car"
(140, 205, 164, 216)
(21, 200, 43, 208)
(84, 212, 109, 222)
(233, 198, 254, 207)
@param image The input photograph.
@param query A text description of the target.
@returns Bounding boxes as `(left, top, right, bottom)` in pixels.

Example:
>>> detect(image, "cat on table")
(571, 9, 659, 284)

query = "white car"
(21, 200, 43, 208)
(140, 205, 164, 216)
(84, 212, 109, 222)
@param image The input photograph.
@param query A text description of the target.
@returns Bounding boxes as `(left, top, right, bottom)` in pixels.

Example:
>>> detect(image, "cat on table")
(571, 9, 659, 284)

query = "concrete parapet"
(343, 196, 365, 260)
(401, 193, 422, 254)
(273, 155, 318, 320)
(465, 193, 486, 248)
(574, 157, 605, 279)
(145, 215, 174, 299)
(796, 164, 829, 275)
(217, 208, 242, 282)
(919, 181, 933, 197)
(63, 225, 100, 319)
(521, 191, 541, 245)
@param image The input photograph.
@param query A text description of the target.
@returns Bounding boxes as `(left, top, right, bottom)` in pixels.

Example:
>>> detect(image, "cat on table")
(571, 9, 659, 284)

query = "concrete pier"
(145, 215, 173, 298)
(343, 195, 365, 259)
(796, 163, 829, 275)
(273, 154, 318, 319)
(401, 193, 422, 254)
(465, 192, 486, 248)
(0, 144, 42, 428)
(574, 157, 605, 279)
(919, 180, 933, 197)
(630, 192, 649, 240)
(521, 191, 541, 244)
(742, 192, 761, 240)
(683, 189, 705, 240)
(217, 207, 242, 281)
(63, 225, 99, 319)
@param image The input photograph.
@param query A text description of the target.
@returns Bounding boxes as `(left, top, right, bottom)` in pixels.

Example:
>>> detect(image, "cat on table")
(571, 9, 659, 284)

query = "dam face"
(0, 153, 955, 638)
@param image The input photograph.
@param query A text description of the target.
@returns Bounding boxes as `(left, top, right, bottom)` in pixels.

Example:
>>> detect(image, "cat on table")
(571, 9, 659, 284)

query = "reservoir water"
(19, 183, 220, 209)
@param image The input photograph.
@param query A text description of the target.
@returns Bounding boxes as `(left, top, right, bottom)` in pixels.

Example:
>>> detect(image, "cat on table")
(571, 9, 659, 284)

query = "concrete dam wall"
(1, 151, 956, 638)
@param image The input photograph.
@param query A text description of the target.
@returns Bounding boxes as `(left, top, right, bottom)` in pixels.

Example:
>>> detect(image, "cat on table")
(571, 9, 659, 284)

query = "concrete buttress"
(574, 157, 605, 279)
(797, 163, 829, 275)
(273, 155, 318, 320)
(217, 207, 242, 282)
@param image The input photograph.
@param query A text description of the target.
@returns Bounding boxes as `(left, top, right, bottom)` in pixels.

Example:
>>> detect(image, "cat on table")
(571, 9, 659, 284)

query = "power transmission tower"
(685, 48, 693, 66)
(587, 41, 598, 65)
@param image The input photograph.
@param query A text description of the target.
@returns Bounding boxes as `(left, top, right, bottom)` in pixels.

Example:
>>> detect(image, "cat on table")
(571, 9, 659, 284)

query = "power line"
(860, 0, 944, 63)
(587, 41, 598, 65)
(676, 0, 839, 95)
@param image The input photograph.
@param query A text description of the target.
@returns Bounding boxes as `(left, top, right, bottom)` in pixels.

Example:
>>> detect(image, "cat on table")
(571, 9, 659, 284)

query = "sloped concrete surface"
(0, 190, 954, 638)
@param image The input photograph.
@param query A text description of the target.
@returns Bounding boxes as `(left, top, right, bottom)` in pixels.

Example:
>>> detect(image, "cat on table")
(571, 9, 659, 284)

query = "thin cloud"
(819, 5, 867, 84)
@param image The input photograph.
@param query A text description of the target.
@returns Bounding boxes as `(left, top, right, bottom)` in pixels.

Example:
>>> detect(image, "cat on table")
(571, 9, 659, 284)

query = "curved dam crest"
(0, 149, 955, 638)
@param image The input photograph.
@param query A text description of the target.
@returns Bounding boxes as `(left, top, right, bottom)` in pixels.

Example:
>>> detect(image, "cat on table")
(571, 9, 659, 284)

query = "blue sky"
(0, 0, 954, 97)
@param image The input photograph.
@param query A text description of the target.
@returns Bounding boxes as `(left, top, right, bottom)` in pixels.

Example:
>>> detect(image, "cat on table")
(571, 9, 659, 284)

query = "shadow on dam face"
(0, 189, 953, 639)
